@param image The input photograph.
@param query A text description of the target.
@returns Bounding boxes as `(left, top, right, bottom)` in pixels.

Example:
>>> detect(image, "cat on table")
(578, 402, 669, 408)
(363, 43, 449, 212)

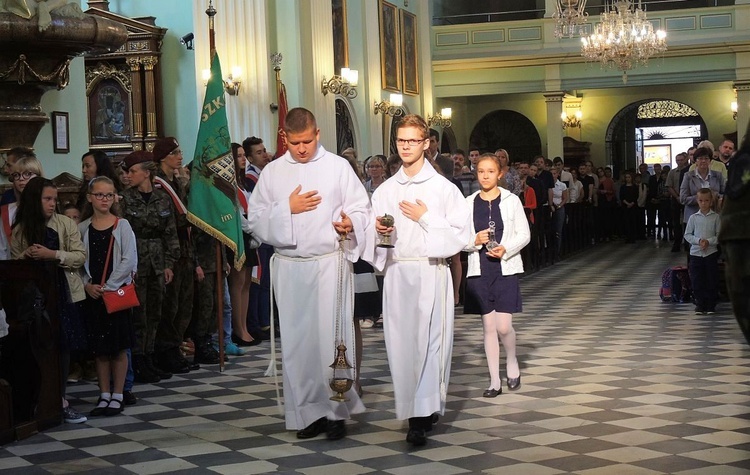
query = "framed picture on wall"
(400, 9, 419, 96)
(379, 0, 401, 93)
(87, 76, 133, 149)
(332, 0, 349, 73)
(51, 111, 70, 154)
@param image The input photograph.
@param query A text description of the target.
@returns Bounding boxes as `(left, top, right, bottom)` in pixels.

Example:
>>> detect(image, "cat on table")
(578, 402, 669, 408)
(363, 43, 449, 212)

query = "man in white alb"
(246, 108, 372, 441)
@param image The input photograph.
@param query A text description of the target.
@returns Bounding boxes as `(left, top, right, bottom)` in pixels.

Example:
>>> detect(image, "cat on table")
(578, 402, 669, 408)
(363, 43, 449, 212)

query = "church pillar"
(735, 81, 750, 142)
(298, 0, 336, 149)
(126, 57, 144, 150)
(544, 92, 565, 159)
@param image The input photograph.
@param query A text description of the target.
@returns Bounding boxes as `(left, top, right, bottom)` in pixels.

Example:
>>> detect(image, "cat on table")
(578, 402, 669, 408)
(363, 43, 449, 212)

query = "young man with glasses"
(369, 114, 471, 447)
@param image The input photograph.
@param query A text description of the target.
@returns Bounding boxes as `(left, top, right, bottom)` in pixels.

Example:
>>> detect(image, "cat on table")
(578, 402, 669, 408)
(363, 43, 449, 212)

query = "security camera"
(180, 32, 194, 50)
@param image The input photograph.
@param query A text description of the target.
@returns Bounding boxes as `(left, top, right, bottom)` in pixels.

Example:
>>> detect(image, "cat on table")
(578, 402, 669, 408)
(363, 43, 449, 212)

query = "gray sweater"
(79, 217, 138, 290)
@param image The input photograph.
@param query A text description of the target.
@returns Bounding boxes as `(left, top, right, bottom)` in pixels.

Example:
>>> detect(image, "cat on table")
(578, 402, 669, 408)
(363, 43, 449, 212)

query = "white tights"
(482, 311, 519, 390)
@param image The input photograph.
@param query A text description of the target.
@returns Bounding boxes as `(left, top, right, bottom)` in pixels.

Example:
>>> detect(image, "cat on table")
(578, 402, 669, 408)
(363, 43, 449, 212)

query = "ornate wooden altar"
(84, 1, 167, 158)
(0, 260, 62, 444)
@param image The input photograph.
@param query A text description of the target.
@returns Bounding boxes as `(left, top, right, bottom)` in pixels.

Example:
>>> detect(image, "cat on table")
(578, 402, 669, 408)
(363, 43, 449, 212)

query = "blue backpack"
(660, 266, 692, 303)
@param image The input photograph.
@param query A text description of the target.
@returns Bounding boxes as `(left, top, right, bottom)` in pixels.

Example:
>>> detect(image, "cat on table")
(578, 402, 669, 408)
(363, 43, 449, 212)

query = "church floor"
(1, 240, 749, 474)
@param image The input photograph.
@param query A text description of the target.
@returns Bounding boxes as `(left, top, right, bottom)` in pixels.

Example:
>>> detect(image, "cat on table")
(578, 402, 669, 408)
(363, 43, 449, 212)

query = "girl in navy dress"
(79, 177, 138, 416)
(465, 154, 530, 398)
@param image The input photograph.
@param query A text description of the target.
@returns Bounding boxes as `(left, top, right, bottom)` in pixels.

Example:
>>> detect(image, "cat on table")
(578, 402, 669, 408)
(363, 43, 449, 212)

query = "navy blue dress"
(465, 194, 522, 315)
(83, 225, 135, 356)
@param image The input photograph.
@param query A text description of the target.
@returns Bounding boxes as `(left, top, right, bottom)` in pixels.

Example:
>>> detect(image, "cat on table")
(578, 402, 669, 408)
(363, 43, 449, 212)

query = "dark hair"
(429, 128, 439, 141)
(242, 136, 263, 152)
(385, 153, 402, 178)
(231, 142, 246, 191)
(693, 147, 712, 161)
(284, 108, 317, 134)
(552, 156, 563, 165)
(435, 155, 454, 178)
(77, 150, 120, 211)
(453, 148, 466, 157)
(13, 177, 57, 247)
(7, 147, 35, 160)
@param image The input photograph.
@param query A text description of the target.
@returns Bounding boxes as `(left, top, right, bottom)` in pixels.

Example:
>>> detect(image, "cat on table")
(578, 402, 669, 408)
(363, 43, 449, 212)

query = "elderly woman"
(680, 146, 725, 223)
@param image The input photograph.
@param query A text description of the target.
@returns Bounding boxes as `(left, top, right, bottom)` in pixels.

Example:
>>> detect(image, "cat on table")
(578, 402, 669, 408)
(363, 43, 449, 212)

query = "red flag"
(275, 78, 288, 159)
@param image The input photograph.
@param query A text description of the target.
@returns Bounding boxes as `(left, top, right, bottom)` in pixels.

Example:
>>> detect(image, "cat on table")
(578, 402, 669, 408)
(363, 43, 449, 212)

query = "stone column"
(298, 0, 336, 148)
(735, 81, 750, 142)
(141, 55, 159, 143)
(544, 92, 565, 159)
(126, 57, 144, 150)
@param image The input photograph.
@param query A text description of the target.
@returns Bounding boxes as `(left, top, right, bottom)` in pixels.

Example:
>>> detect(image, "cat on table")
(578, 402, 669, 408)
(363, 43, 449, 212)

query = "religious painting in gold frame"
(86, 63, 133, 150)
(378, 0, 401, 93)
(332, 0, 349, 73)
(400, 9, 419, 96)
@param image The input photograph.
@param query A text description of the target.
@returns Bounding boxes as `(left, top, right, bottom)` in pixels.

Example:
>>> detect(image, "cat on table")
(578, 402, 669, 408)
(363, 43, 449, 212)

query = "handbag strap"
(99, 218, 120, 287)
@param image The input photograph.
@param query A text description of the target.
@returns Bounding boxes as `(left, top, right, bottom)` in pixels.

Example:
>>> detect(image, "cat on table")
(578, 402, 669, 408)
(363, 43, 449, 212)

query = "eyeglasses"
(396, 138, 426, 147)
(169, 149, 183, 155)
(89, 192, 116, 201)
(9, 171, 36, 182)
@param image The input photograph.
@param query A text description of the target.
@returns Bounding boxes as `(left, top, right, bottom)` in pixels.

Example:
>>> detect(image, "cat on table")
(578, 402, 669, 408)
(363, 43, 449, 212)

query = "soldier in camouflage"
(188, 228, 225, 364)
(119, 151, 180, 384)
(151, 137, 200, 373)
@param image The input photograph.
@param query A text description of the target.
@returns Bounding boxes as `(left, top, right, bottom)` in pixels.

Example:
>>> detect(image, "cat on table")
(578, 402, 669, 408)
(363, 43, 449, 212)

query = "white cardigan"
(465, 187, 530, 277)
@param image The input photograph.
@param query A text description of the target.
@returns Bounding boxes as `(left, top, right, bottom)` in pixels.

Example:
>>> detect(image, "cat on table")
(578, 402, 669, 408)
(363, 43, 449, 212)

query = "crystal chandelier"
(553, 0, 588, 39)
(580, 0, 667, 83)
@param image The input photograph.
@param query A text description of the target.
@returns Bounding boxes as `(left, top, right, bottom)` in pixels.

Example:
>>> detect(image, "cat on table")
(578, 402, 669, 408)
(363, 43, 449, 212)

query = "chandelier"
(553, 0, 588, 39)
(580, 0, 667, 83)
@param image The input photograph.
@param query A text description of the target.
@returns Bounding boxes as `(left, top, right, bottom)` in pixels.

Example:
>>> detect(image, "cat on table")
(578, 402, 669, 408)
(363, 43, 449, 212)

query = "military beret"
(152, 137, 180, 162)
(122, 150, 154, 171)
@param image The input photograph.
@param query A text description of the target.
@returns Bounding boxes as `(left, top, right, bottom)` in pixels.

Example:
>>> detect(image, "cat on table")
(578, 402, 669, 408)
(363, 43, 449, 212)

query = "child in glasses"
(79, 177, 138, 417)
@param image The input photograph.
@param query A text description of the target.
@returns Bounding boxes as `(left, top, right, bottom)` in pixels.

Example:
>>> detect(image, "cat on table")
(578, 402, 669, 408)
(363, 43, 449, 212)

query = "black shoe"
(194, 342, 221, 365)
(695, 306, 705, 315)
(705, 308, 716, 315)
(104, 399, 123, 417)
(123, 390, 137, 406)
(326, 420, 346, 440)
(249, 329, 268, 341)
(156, 349, 190, 374)
(507, 375, 521, 391)
(296, 417, 327, 439)
(90, 397, 109, 417)
(483, 387, 501, 398)
(232, 333, 261, 347)
(147, 354, 172, 380)
(406, 428, 427, 446)
(133, 355, 160, 384)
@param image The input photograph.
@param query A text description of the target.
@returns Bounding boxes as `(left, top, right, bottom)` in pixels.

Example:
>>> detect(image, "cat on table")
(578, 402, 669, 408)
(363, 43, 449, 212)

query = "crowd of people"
(1, 108, 748, 449)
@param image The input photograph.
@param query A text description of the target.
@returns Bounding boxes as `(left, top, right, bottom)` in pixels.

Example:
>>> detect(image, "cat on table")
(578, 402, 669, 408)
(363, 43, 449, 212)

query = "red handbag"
(100, 219, 140, 314)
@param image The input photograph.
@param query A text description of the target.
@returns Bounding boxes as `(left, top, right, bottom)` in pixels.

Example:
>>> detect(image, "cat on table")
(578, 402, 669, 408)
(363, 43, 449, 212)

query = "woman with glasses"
(2, 156, 43, 246)
(119, 151, 180, 385)
(364, 155, 387, 195)
(11, 176, 89, 424)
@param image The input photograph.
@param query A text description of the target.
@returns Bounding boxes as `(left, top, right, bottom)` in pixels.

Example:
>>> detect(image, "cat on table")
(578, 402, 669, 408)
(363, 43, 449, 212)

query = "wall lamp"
(321, 67, 358, 99)
(427, 108, 452, 128)
(223, 66, 242, 95)
(201, 66, 242, 96)
(731, 101, 737, 121)
(374, 93, 404, 117)
(180, 32, 194, 50)
(561, 109, 582, 129)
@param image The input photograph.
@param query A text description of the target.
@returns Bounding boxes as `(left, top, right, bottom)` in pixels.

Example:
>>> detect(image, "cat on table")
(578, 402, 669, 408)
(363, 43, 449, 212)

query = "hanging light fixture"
(581, 0, 667, 83)
(553, 0, 588, 39)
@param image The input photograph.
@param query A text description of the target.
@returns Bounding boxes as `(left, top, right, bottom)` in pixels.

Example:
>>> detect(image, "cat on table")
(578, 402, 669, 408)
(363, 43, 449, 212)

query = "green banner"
(187, 53, 245, 270)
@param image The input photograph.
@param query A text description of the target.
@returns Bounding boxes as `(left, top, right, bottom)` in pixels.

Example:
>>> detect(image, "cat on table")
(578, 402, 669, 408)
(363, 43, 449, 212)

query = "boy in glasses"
(368, 114, 471, 446)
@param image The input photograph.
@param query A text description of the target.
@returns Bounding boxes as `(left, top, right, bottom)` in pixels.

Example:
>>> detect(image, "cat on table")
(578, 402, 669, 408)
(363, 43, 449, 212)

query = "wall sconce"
(561, 109, 582, 129)
(374, 93, 404, 117)
(321, 67, 358, 99)
(223, 66, 242, 96)
(427, 108, 452, 128)
(731, 101, 738, 121)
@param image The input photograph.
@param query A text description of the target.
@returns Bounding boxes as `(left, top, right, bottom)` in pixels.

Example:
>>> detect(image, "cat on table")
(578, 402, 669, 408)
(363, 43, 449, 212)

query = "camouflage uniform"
(188, 229, 225, 363)
(153, 169, 195, 356)
(120, 187, 180, 356)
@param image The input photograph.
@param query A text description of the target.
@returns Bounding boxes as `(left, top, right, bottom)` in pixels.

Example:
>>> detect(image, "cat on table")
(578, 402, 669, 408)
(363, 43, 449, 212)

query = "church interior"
(0, 0, 749, 473)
